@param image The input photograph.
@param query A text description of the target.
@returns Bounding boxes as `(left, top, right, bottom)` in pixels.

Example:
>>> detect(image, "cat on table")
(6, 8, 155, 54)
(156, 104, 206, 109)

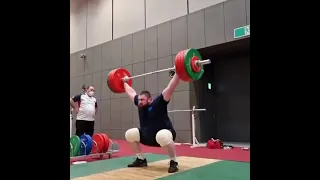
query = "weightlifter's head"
(138, 90, 152, 107)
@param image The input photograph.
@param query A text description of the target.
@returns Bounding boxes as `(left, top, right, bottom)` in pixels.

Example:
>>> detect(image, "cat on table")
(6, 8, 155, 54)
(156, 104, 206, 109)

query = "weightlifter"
(122, 73, 180, 173)
(70, 85, 98, 137)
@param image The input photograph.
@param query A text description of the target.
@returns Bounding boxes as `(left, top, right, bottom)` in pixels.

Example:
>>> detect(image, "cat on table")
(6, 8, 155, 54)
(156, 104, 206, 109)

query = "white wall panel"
(189, 0, 227, 13)
(70, 0, 230, 54)
(113, 0, 145, 39)
(87, 0, 113, 48)
(146, 0, 187, 28)
(70, 0, 87, 54)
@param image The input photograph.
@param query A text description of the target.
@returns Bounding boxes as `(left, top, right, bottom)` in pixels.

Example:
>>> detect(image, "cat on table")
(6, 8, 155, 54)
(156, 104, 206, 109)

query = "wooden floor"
(73, 156, 220, 180)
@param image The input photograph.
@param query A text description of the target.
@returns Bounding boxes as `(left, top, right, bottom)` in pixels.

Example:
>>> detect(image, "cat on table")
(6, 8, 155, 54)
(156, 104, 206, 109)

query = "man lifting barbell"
(106, 49, 211, 173)
(123, 74, 180, 173)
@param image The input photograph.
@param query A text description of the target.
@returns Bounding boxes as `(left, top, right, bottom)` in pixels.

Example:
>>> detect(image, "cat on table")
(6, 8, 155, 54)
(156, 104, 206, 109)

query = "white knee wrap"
(125, 128, 140, 142)
(156, 129, 173, 147)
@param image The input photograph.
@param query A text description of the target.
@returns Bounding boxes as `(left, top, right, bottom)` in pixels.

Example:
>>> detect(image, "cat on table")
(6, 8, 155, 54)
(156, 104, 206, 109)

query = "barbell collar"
(196, 59, 211, 66)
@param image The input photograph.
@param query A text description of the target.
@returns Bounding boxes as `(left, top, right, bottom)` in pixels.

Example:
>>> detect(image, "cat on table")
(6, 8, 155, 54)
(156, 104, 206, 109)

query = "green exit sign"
(208, 83, 211, 90)
(234, 25, 250, 39)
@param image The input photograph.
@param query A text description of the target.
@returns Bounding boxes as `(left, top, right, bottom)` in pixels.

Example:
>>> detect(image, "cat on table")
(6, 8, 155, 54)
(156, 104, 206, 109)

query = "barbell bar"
(107, 48, 211, 93)
(126, 59, 211, 80)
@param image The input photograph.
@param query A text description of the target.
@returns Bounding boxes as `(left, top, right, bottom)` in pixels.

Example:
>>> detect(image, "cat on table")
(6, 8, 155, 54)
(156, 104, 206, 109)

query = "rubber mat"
(71, 154, 250, 180)
(159, 160, 250, 180)
(70, 154, 168, 179)
(73, 156, 221, 180)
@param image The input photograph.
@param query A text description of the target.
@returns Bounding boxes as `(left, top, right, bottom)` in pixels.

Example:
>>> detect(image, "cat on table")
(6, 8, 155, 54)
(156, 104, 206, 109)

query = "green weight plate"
(70, 135, 80, 157)
(184, 49, 204, 81)
(70, 143, 73, 157)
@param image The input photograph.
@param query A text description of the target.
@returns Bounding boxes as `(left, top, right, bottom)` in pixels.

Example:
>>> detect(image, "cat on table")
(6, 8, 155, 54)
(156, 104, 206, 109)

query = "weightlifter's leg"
(125, 128, 147, 167)
(156, 129, 179, 173)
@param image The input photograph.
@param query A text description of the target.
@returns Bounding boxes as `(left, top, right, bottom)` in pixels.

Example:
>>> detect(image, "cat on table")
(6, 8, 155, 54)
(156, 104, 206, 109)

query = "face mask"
(88, 91, 94, 97)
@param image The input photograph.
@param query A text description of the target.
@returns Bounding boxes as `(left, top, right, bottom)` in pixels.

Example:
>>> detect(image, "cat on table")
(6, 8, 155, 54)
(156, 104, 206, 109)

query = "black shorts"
(75, 120, 95, 137)
(138, 128, 176, 147)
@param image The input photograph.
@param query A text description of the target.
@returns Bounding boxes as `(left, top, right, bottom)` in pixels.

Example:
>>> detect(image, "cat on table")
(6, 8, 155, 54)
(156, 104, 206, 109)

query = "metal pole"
(167, 106, 206, 148)
(191, 106, 196, 146)
(168, 109, 206, 112)
(126, 59, 211, 80)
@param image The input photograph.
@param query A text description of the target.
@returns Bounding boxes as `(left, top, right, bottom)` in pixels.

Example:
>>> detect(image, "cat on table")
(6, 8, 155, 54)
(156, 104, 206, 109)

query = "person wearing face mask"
(70, 85, 88, 137)
(70, 85, 97, 137)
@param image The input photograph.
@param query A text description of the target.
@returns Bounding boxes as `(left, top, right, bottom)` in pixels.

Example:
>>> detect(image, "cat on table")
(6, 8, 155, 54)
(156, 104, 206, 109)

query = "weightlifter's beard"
(138, 103, 148, 108)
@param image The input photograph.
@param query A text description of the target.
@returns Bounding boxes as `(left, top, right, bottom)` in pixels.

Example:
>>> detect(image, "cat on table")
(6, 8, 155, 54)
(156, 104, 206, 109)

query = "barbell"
(107, 48, 211, 93)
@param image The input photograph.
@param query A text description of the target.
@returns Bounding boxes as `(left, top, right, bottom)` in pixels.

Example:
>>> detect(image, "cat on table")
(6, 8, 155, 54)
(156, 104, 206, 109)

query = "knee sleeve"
(125, 128, 140, 142)
(155, 129, 173, 147)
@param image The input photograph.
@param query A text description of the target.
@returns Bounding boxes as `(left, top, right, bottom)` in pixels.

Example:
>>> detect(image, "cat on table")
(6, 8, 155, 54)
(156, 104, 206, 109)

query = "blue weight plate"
(85, 135, 93, 155)
(79, 140, 86, 156)
(80, 134, 93, 155)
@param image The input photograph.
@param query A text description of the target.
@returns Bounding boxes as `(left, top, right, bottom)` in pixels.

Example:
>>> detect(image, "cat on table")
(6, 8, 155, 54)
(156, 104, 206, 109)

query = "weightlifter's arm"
(124, 82, 137, 103)
(162, 74, 180, 102)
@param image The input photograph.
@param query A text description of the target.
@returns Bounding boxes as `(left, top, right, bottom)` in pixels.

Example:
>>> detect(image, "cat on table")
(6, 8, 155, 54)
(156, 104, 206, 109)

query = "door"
(211, 54, 250, 142)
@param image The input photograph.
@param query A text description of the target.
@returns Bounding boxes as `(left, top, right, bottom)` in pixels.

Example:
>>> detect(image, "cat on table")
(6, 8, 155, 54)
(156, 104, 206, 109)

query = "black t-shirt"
(134, 93, 174, 134)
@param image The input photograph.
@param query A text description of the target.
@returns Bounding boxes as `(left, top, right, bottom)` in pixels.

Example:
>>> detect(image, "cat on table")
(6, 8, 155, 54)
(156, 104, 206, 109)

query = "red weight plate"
(100, 133, 110, 152)
(190, 56, 201, 73)
(175, 50, 192, 82)
(182, 50, 194, 82)
(109, 68, 132, 93)
(178, 50, 192, 82)
(98, 133, 107, 152)
(91, 141, 99, 154)
(174, 51, 187, 80)
(181, 50, 193, 82)
(107, 71, 114, 92)
(180, 52, 193, 82)
(107, 69, 117, 93)
(108, 69, 123, 93)
(98, 133, 106, 152)
(91, 134, 105, 153)
(109, 69, 122, 93)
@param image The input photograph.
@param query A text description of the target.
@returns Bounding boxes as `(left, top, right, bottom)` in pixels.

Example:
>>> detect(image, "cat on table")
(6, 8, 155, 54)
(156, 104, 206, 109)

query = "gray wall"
(70, 0, 250, 143)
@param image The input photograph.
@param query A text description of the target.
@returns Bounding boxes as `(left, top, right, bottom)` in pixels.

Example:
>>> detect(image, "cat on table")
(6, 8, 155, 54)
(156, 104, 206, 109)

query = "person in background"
(70, 85, 87, 117)
(70, 85, 97, 137)
(81, 84, 86, 93)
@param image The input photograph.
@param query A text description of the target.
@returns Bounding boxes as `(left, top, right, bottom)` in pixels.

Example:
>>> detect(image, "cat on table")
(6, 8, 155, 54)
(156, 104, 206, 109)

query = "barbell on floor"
(107, 49, 211, 93)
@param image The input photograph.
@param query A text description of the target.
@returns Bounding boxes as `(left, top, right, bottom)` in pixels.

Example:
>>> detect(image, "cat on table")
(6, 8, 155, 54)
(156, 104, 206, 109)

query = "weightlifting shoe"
(127, 157, 148, 167)
(168, 160, 179, 173)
